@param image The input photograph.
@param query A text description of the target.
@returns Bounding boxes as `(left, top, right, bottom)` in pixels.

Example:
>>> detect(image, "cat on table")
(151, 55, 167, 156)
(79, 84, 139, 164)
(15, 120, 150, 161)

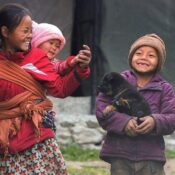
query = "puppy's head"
(97, 72, 126, 97)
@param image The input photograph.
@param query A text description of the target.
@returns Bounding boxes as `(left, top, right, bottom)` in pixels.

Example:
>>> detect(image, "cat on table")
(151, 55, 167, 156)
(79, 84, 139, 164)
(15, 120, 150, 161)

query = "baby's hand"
(70, 56, 79, 67)
(77, 45, 91, 69)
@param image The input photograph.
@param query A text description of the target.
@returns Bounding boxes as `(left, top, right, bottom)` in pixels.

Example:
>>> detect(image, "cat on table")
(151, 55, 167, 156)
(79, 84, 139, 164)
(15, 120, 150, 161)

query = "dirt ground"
(165, 159, 175, 175)
(67, 159, 175, 175)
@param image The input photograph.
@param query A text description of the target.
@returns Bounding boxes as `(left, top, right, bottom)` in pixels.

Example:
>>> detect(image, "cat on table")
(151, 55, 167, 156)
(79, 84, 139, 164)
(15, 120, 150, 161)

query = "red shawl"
(0, 59, 53, 153)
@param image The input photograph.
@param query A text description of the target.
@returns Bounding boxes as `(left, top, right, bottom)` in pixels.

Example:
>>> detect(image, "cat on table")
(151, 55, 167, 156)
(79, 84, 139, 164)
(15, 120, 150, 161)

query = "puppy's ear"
(108, 76, 114, 82)
(106, 73, 114, 82)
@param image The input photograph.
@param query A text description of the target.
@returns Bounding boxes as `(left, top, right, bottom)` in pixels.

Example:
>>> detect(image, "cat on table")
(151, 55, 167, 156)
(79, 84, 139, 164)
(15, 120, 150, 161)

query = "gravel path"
(165, 159, 175, 175)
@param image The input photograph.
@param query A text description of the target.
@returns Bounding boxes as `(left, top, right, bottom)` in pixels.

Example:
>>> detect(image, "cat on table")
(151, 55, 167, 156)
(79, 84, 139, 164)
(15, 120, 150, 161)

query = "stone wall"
(49, 96, 175, 150)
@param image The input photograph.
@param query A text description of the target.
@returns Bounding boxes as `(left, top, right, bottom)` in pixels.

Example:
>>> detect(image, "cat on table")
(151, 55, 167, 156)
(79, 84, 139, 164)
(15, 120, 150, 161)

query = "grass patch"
(60, 144, 175, 161)
(61, 145, 175, 175)
(61, 143, 175, 159)
(67, 166, 109, 175)
(60, 144, 110, 175)
(165, 150, 175, 159)
(60, 144, 100, 161)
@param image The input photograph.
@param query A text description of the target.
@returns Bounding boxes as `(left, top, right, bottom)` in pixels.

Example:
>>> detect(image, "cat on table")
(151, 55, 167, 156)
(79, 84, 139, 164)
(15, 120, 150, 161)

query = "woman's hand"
(76, 45, 91, 69)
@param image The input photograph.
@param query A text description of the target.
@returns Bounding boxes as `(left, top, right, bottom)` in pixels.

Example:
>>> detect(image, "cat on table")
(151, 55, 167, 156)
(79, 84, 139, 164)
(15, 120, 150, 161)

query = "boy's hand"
(136, 116, 155, 134)
(124, 118, 138, 137)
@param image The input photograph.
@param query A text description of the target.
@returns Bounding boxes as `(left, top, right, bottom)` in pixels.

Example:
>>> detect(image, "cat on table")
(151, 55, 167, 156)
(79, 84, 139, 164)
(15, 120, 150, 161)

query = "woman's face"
(131, 46, 159, 75)
(38, 39, 61, 61)
(3, 15, 32, 53)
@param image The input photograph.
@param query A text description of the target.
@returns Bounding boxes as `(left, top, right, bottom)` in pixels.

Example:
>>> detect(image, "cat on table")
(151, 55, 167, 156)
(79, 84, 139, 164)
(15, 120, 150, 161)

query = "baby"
(32, 21, 91, 76)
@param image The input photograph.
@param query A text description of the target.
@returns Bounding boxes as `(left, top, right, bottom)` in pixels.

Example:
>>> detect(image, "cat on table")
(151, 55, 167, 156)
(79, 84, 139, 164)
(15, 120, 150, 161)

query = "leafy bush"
(67, 166, 109, 175)
(60, 144, 100, 161)
(166, 150, 175, 158)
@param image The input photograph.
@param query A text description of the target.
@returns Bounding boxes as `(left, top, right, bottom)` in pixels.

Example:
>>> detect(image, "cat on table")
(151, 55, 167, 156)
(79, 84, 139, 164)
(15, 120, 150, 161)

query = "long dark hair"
(0, 3, 32, 46)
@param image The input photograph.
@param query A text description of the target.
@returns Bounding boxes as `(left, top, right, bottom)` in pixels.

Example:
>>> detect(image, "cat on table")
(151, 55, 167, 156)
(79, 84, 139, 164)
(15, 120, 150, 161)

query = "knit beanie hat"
(32, 21, 66, 52)
(128, 33, 166, 72)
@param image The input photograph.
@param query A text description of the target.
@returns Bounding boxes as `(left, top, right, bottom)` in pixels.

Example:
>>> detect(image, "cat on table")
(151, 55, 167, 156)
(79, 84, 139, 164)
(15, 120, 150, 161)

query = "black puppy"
(97, 72, 151, 123)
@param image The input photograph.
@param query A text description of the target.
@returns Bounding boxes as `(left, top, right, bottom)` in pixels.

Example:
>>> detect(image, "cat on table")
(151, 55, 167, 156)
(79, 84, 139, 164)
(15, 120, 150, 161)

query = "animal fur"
(97, 72, 151, 123)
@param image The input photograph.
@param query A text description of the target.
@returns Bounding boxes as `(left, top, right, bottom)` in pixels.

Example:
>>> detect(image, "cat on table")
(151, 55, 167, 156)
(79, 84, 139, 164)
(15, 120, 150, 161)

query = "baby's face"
(38, 39, 61, 60)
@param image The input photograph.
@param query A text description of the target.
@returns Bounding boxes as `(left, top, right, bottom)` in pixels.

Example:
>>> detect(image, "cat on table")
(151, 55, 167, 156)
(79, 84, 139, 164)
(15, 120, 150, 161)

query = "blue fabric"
(42, 111, 56, 132)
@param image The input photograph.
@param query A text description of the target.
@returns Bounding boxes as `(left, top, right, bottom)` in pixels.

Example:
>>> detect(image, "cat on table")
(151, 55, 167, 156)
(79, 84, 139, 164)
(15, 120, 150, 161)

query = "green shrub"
(165, 150, 175, 159)
(60, 144, 175, 161)
(67, 166, 109, 175)
(60, 144, 100, 161)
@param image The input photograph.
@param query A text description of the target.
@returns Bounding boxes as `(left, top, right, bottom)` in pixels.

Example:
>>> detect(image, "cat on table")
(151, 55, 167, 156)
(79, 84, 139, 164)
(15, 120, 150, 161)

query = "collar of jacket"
(0, 50, 29, 62)
(122, 70, 163, 91)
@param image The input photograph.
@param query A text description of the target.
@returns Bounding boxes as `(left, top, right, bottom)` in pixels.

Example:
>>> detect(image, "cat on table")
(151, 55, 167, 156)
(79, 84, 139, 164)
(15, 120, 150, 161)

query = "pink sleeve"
(52, 56, 75, 76)
(75, 66, 90, 80)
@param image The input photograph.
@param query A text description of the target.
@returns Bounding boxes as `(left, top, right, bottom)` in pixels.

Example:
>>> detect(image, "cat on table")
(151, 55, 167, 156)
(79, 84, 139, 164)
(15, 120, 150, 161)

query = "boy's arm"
(152, 83, 175, 135)
(96, 92, 131, 135)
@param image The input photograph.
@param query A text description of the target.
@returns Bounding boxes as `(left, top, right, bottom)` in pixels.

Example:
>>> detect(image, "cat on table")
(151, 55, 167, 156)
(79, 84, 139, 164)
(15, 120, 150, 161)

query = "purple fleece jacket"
(96, 70, 175, 163)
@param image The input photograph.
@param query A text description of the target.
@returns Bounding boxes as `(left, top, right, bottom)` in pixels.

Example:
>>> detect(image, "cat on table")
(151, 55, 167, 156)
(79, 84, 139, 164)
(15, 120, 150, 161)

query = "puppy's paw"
(119, 98, 130, 109)
(102, 105, 116, 117)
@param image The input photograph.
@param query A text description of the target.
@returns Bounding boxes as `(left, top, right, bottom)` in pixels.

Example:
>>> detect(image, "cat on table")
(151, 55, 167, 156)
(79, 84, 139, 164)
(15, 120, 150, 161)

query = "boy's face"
(38, 39, 61, 60)
(131, 46, 159, 75)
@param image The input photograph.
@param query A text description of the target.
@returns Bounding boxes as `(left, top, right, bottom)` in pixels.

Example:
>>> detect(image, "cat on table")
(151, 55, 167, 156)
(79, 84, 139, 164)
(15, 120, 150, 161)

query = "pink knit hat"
(32, 21, 66, 52)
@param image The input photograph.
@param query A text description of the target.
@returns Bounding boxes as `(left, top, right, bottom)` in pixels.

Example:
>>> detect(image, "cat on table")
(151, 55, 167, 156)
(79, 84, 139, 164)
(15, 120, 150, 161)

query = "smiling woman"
(0, 3, 91, 175)
(2, 15, 32, 53)
(0, 4, 32, 53)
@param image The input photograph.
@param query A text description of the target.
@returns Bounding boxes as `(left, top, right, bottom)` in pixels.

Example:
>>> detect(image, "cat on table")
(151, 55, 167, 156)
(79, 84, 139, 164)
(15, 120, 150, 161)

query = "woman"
(0, 3, 91, 174)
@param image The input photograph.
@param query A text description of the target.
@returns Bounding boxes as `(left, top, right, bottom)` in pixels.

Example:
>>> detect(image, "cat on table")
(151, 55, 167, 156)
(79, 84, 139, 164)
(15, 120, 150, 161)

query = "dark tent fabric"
(98, 0, 175, 84)
(72, 0, 175, 87)
(1, 0, 175, 114)
(0, 0, 74, 60)
(71, 0, 106, 113)
(71, 0, 175, 113)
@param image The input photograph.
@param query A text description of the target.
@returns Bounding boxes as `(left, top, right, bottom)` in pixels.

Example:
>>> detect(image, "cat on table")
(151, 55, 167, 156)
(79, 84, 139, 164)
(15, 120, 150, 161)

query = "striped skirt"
(0, 138, 68, 175)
